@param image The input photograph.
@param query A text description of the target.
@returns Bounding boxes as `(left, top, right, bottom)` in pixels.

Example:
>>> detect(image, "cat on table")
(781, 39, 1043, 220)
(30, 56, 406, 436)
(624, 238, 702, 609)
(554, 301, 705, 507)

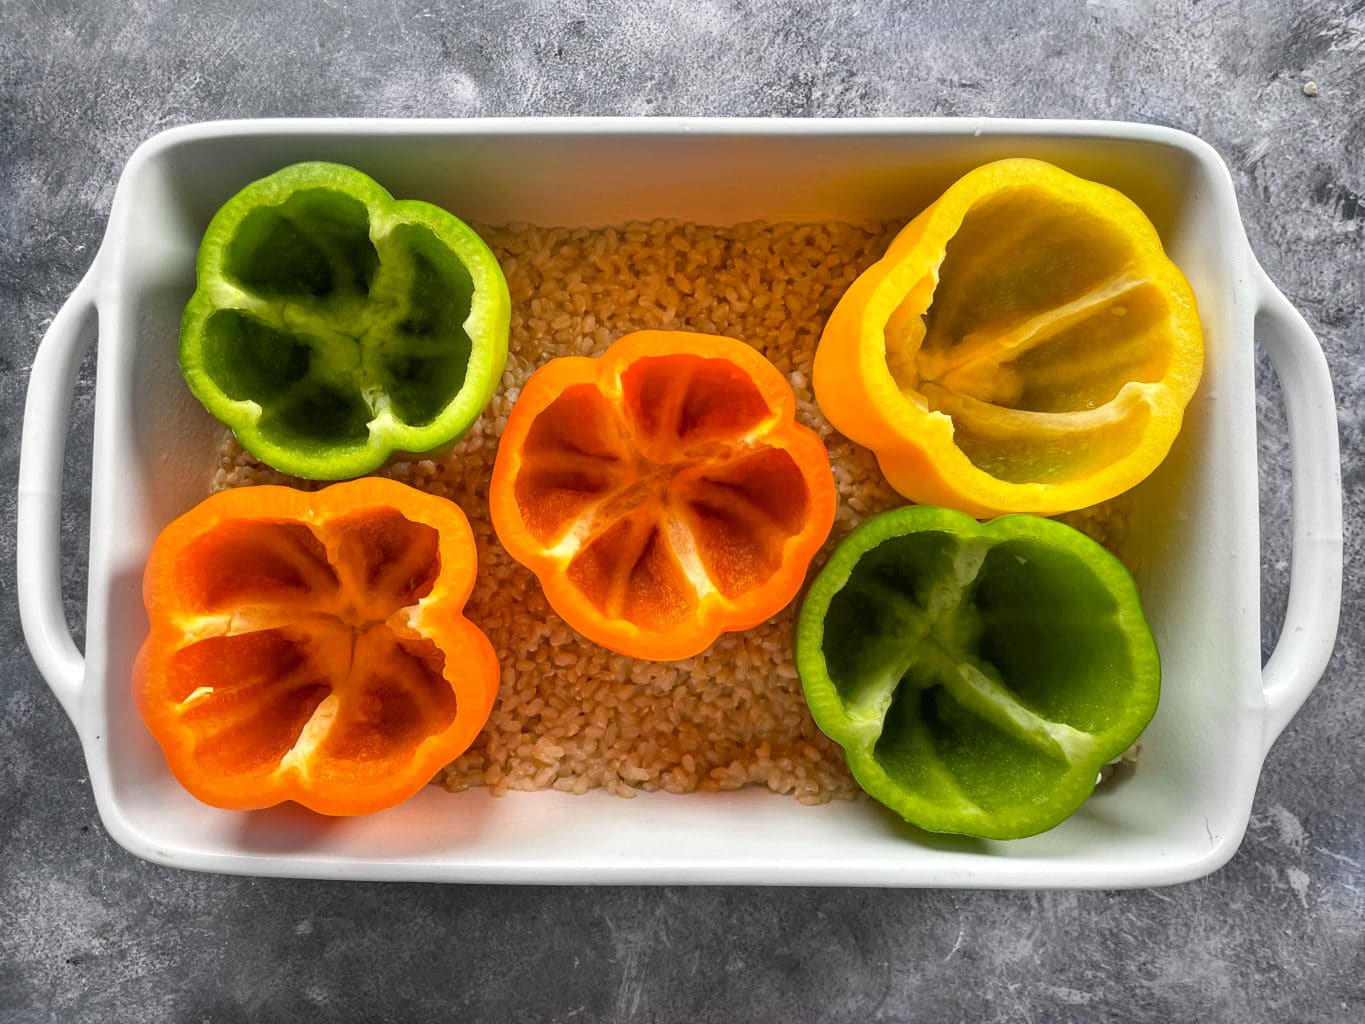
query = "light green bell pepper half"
(794, 506, 1160, 840)
(179, 162, 510, 480)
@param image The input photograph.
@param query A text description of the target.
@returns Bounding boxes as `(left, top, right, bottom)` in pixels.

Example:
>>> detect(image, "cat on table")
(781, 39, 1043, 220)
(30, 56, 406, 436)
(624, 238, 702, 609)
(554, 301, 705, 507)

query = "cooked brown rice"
(211, 219, 1131, 804)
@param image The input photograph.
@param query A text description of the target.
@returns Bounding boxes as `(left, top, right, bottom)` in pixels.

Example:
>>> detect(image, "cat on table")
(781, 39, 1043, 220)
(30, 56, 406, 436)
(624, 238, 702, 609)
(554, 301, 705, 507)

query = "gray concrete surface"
(2, 0, 1362, 1021)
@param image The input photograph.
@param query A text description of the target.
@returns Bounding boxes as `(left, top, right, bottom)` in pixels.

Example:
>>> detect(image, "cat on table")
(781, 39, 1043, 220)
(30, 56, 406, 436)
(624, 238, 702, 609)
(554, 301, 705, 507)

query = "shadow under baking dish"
(78, 119, 1265, 886)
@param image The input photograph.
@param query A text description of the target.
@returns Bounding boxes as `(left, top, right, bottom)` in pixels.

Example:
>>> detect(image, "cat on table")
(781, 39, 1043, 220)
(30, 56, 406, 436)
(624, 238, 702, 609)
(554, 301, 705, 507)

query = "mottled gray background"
(2, 0, 1362, 1021)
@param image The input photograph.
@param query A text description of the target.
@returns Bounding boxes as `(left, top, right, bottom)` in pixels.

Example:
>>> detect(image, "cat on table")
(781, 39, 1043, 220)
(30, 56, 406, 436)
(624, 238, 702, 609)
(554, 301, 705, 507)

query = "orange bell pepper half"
(490, 330, 837, 661)
(134, 478, 499, 815)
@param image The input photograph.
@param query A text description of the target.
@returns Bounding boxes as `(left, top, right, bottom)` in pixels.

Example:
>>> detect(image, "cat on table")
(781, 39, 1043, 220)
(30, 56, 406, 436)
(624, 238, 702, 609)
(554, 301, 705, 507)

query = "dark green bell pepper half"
(794, 506, 1159, 840)
(179, 162, 510, 480)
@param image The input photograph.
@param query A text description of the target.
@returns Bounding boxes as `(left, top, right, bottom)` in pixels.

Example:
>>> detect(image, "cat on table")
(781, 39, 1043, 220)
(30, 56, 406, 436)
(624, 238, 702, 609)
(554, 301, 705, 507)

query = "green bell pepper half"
(179, 162, 510, 480)
(794, 506, 1160, 840)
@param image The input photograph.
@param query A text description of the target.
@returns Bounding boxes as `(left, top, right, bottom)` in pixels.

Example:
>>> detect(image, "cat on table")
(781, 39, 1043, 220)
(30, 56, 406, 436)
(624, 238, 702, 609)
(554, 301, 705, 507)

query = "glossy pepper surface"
(794, 505, 1159, 839)
(813, 158, 1203, 517)
(180, 162, 510, 480)
(134, 478, 500, 816)
(490, 330, 837, 661)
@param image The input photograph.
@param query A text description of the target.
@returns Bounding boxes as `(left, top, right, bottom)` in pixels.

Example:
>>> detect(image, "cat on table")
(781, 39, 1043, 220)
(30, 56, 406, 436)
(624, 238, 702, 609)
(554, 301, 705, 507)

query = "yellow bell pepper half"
(813, 158, 1204, 517)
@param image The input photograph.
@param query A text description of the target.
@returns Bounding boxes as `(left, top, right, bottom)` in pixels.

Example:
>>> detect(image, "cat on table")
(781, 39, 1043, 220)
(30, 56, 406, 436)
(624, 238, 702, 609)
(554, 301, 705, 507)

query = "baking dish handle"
(1254, 262, 1344, 751)
(17, 266, 100, 727)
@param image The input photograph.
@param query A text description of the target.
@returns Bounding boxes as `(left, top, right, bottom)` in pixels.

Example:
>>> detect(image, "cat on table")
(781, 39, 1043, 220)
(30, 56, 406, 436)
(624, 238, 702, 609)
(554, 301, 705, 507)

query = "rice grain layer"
(211, 219, 1132, 804)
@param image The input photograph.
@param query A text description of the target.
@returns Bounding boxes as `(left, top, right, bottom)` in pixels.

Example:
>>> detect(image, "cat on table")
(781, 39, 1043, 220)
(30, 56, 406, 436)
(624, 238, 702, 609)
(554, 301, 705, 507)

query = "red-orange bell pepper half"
(134, 478, 499, 815)
(490, 330, 837, 661)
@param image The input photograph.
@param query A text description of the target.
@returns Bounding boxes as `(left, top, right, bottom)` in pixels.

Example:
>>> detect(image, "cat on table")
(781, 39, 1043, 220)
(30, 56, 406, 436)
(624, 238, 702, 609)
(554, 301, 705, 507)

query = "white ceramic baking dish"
(18, 117, 1343, 887)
